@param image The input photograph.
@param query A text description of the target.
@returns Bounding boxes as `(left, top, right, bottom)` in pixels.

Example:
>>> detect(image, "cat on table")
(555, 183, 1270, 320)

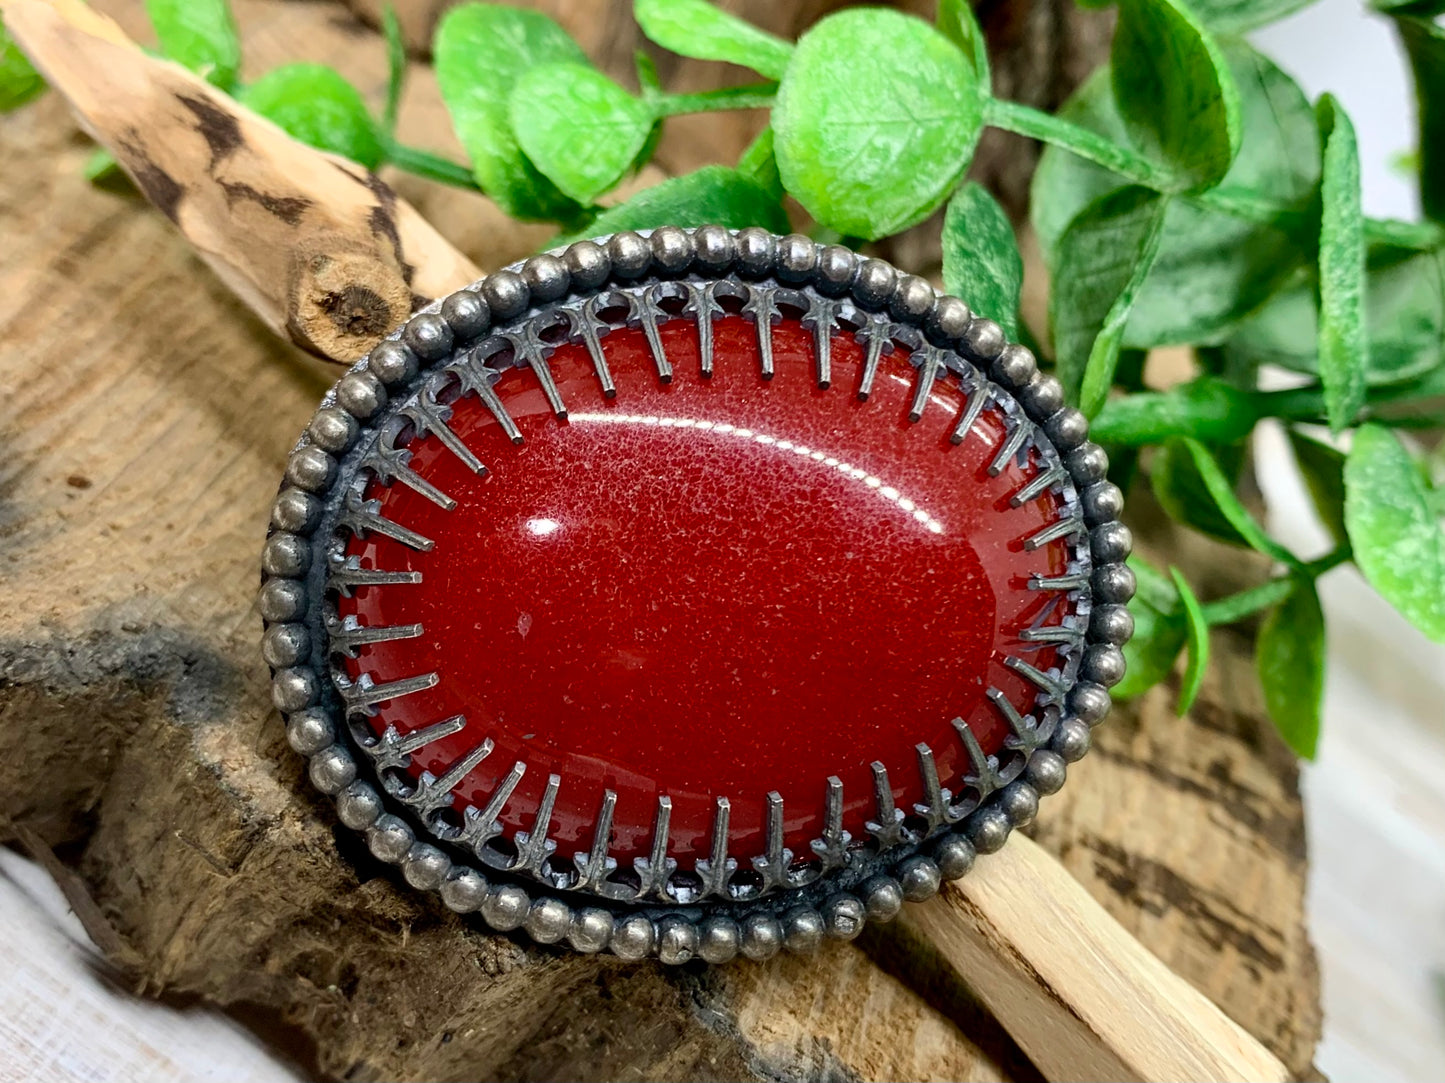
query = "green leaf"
(1151, 439, 1250, 546)
(1049, 186, 1168, 412)
(737, 126, 783, 202)
(144, 0, 241, 90)
(937, 0, 990, 87)
(1224, 243, 1445, 387)
(0, 14, 44, 112)
(1118, 601, 1188, 699)
(1178, 437, 1301, 567)
(1286, 430, 1348, 545)
(1090, 376, 1263, 446)
(633, 0, 792, 80)
(382, 3, 406, 137)
(774, 9, 983, 240)
(1316, 95, 1368, 434)
(1111, 0, 1241, 191)
(942, 182, 1022, 338)
(239, 64, 383, 169)
(434, 4, 589, 221)
(1170, 566, 1210, 714)
(557, 165, 788, 243)
(1395, 14, 1445, 221)
(1032, 41, 1319, 347)
(511, 63, 655, 204)
(1344, 423, 1445, 642)
(1256, 577, 1325, 758)
(1188, 0, 1320, 32)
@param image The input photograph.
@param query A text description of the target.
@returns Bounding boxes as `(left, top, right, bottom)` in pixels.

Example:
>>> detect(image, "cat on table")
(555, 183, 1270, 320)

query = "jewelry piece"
(261, 226, 1132, 963)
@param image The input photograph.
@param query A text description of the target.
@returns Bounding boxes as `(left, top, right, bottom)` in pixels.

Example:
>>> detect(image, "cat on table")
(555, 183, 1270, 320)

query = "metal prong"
(328, 556, 421, 595)
(513, 326, 567, 419)
(339, 490, 434, 551)
(987, 687, 1049, 754)
(949, 383, 989, 445)
(636, 286, 674, 384)
(571, 296, 618, 398)
(403, 735, 494, 818)
(1024, 516, 1086, 551)
(752, 791, 791, 892)
(742, 286, 781, 379)
(460, 760, 526, 858)
(696, 796, 736, 900)
(454, 353, 525, 445)
(634, 795, 676, 900)
(1018, 623, 1086, 646)
(573, 789, 618, 892)
(855, 313, 893, 400)
(339, 670, 438, 714)
(403, 389, 487, 474)
(801, 295, 840, 389)
(365, 714, 466, 771)
(683, 283, 725, 378)
(512, 772, 560, 877)
(365, 437, 458, 509)
(1028, 571, 1090, 592)
(908, 346, 947, 422)
(810, 775, 850, 870)
(989, 416, 1034, 476)
(951, 718, 1003, 801)
(327, 614, 423, 658)
(1010, 465, 1068, 508)
(913, 743, 953, 834)
(866, 761, 909, 849)
(1005, 655, 1068, 701)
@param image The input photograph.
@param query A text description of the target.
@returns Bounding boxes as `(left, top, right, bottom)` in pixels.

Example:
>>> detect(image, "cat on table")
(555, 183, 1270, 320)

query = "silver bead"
(1091, 522, 1133, 564)
(927, 295, 971, 341)
(271, 489, 320, 534)
(564, 240, 611, 289)
(482, 269, 530, 318)
(524, 897, 572, 944)
(402, 842, 451, 890)
(693, 225, 736, 274)
(258, 578, 307, 622)
(999, 781, 1040, 827)
(1052, 717, 1092, 762)
(1025, 750, 1067, 796)
(286, 709, 333, 755)
(781, 905, 825, 955)
(734, 226, 776, 279)
(482, 884, 530, 931)
(440, 290, 490, 343)
(610, 913, 656, 960)
(309, 745, 356, 795)
(899, 856, 943, 902)
(775, 233, 817, 283)
(271, 667, 319, 712)
(440, 867, 488, 913)
(965, 319, 1007, 363)
(1082, 644, 1126, 688)
(994, 342, 1040, 387)
(657, 916, 699, 965)
(1091, 603, 1134, 645)
(522, 252, 570, 302)
(967, 806, 1011, 854)
(285, 445, 335, 492)
(862, 875, 904, 921)
(1046, 407, 1089, 451)
(649, 225, 694, 275)
(697, 916, 741, 963)
(568, 908, 615, 954)
(934, 834, 977, 880)
(337, 780, 383, 829)
(1070, 682, 1112, 725)
(262, 623, 310, 668)
(889, 274, 934, 322)
(368, 340, 419, 386)
(366, 813, 415, 863)
(1020, 372, 1064, 418)
(822, 894, 866, 940)
(403, 312, 454, 361)
(1093, 562, 1136, 603)
(1082, 482, 1125, 525)
(1067, 443, 1110, 485)
(740, 913, 783, 960)
(852, 258, 896, 310)
(262, 533, 310, 578)
(606, 231, 652, 279)
(815, 244, 857, 296)
(307, 407, 358, 453)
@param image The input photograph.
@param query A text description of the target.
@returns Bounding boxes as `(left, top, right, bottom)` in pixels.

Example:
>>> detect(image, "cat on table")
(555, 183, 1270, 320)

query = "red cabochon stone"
(338, 315, 1077, 863)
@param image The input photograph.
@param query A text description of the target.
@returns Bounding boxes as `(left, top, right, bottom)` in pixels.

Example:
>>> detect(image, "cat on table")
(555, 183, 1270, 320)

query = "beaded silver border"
(260, 226, 1134, 963)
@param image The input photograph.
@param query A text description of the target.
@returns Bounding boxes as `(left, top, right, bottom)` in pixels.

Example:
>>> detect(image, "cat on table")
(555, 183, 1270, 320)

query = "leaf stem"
(984, 98, 1172, 189)
(383, 141, 481, 192)
(1200, 544, 1349, 626)
(651, 82, 778, 118)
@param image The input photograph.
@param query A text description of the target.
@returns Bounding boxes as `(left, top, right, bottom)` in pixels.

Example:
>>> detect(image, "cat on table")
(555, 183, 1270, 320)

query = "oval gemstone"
(335, 313, 1081, 866)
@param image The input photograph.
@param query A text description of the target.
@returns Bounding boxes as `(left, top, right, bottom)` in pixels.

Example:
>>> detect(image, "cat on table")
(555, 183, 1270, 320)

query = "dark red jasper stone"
(338, 315, 1078, 863)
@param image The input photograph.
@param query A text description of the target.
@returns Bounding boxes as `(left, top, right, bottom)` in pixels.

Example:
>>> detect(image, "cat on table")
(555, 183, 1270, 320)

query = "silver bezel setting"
(261, 226, 1133, 963)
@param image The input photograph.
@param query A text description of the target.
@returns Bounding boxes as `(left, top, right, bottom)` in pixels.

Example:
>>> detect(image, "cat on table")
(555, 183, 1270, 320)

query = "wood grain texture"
(0, 2, 1319, 1079)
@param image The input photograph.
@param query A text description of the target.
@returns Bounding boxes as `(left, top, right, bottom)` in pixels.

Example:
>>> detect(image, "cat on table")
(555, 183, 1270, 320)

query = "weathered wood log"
(0, 1, 1320, 1079)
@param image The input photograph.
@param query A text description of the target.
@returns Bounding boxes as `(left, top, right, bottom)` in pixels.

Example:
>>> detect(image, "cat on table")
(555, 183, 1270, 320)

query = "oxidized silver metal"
(261, 226, 1132, 963)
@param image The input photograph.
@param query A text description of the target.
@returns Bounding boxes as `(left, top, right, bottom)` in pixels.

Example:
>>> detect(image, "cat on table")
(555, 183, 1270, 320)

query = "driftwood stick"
(906, 833, 1290, 1083)
(0, 0, 479, 363)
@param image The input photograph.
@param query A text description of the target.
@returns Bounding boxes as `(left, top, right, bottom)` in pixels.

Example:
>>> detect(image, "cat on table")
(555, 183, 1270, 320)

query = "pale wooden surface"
(0, 1, 1321, 1080)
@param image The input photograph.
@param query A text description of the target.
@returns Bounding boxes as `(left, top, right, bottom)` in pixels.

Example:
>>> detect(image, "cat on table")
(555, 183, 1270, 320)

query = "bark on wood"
(0, 1, 1319, 1080)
